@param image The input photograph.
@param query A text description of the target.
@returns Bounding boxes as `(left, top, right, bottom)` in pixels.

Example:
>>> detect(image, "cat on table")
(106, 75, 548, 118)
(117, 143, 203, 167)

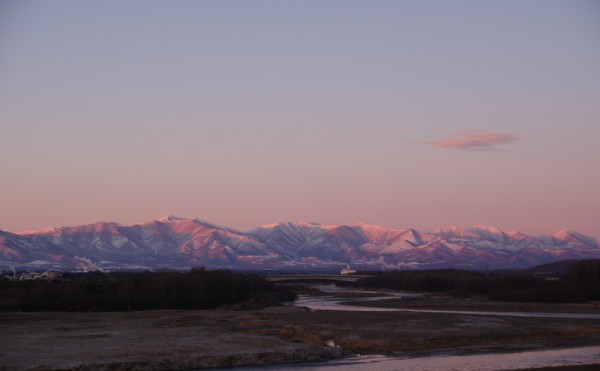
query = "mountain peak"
(550, 229, 592, 242)
(19, 227, 58, 235)
(433, 225, 468, 235)
(257, 222, 286, 229)
(507, 230, 530, 240)
(158, 215, 187, 222)
(471, 225, 504, 234)
(256, 221, 323, 229)
(439, 225, 464, 232)
(355, 223, 403, 232)
(552, 229, 574, 237)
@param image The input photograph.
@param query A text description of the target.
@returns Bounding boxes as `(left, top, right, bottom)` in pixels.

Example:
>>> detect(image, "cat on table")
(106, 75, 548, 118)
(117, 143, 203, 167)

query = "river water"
(241, 284, 600, 370)
(240, 345, 600, 370)
(296, 284, 600, 319)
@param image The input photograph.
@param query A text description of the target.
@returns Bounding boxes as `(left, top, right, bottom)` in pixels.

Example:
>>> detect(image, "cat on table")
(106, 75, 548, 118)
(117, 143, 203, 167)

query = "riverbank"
(271, 302, 600, 356)
(2, 306, 599, 370)
(0, 307, 347, 370)
(2, 285, 600, 370)
(342, 292, 600, 315)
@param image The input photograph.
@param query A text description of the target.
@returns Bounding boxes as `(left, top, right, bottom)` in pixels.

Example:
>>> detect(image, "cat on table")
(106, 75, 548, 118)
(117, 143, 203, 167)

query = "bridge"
(264, 274, 371, 283)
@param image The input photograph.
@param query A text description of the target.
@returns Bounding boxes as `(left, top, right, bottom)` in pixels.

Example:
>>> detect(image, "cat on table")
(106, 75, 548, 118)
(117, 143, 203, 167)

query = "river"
(239, 345, 600, 370)
(239, 284, 600, 370)
(295, 284, 600, 319)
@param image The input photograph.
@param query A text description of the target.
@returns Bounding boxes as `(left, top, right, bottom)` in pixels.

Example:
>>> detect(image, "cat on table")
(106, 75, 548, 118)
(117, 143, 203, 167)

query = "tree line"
(353, 260, 600, 303)
(0, 268, 296, 311)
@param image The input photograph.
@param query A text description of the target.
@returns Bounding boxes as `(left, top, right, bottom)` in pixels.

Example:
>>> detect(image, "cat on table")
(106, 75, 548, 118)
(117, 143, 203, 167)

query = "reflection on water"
(293, 285, 411, 312)
(295, 284, 600, 319)
(239, 345, 600, 370)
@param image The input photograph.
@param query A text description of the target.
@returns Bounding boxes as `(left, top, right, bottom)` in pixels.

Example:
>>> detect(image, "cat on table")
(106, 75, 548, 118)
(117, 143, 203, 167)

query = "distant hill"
(522, 259, 583, 275)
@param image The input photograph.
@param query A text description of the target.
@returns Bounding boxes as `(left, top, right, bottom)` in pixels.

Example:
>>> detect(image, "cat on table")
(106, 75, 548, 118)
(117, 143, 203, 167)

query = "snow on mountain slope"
(1, 217, 599, 271)
(432, 225, 479, 239)
(539, 230, 599, 249)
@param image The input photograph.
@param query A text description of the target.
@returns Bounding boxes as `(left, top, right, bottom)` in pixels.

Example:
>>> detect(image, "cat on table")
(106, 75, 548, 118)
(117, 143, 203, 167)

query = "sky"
(1, 1, 599, 237)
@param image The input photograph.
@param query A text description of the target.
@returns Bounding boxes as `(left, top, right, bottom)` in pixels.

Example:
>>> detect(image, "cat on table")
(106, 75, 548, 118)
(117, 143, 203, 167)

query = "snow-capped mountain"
(1, 216, 599, 271)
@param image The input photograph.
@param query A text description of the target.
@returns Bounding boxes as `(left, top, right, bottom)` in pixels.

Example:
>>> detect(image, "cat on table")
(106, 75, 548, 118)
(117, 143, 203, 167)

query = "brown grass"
(257, 325, 322, 345)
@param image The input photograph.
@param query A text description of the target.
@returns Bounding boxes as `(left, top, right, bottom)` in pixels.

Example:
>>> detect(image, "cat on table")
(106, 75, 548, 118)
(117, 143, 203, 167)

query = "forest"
(353, 260, 600, 303)
(0, 268, 296, 311)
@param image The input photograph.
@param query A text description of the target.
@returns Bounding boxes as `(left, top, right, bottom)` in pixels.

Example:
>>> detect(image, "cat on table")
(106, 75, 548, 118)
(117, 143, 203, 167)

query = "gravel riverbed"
(2, 292, 599, 370)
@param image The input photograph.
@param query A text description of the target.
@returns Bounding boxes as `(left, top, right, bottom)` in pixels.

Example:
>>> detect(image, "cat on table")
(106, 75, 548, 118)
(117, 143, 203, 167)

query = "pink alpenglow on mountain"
(1, 216, 599, 272)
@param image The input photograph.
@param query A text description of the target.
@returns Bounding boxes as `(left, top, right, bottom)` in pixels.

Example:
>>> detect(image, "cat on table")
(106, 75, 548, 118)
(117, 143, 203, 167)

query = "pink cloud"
(425, 130, 519, 151)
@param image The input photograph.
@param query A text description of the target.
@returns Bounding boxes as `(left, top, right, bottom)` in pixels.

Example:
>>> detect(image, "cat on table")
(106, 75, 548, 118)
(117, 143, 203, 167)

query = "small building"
(340, 264, 356, 275)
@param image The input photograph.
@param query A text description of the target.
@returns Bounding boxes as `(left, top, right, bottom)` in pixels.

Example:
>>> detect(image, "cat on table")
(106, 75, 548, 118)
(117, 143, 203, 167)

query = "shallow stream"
(240, 345, 600, 370)
(249, 284, 600, 370)
(295, 284, 600, 319)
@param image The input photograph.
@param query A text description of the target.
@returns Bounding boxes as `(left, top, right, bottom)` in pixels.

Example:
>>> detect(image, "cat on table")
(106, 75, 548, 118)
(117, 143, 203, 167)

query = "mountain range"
(1, 215, 599, 272)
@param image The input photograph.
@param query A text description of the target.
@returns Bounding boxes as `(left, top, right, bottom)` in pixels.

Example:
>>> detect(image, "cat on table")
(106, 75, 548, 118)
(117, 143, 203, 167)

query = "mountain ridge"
(1, 216, 599, 272)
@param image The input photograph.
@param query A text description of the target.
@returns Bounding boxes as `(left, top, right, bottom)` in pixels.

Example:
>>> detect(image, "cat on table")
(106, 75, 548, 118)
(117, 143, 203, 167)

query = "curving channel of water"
(240, 345, 600, 370)
(243, 284, 600, 370)
(295, 284, 600, 319)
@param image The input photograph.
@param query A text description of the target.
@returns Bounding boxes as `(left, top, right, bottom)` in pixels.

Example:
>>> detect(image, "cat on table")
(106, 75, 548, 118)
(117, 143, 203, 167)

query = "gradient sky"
(1, 1, 599, 237)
